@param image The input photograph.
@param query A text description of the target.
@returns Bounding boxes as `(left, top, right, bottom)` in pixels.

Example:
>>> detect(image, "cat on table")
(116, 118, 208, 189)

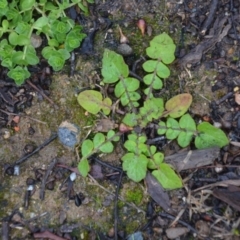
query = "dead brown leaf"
(235, 93, 240, 105)
(94, 118, 118, 132)
(145, 172, 171, 212)
(212, 185, 240, 212)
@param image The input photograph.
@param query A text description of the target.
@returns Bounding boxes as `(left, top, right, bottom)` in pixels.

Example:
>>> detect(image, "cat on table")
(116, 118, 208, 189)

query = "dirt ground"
(1, 0, 240, 239)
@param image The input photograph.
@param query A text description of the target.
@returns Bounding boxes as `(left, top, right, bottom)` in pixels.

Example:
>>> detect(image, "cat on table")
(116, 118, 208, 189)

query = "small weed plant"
(0, 0, 93, 85)
(77, 33, 229, 189)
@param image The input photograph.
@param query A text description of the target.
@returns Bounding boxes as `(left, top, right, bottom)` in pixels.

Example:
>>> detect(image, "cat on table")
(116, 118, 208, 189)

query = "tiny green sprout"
(7, 66, 30, 86)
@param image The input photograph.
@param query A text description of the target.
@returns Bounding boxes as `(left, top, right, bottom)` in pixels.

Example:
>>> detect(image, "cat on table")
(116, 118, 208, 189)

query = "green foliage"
(78, 130, 120, 177)
(122, 98, 164, 127)
(122, 133, 149, 182)
(125, 187, 143, 205)
(77, 33, 229, 190)
(0, 0, 90, 85)
(102, 49, 141, 109)
(77, 90, 112, 115)
(121, 133, 182, 189)
(165, 94, 193, 118)
(142, 33, 175, 98)
(195, 122, 229, 149)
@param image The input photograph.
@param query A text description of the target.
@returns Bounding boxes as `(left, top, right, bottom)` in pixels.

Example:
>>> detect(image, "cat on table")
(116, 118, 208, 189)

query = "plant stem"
(146, 58, 160, 100)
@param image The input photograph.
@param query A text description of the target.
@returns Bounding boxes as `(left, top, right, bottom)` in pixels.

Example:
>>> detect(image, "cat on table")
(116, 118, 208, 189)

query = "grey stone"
(57, 121, 80, 149)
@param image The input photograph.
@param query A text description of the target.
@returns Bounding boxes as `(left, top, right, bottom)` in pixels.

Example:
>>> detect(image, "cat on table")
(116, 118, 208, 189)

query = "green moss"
(118, 200, 125, 209)
(125, 188, 143, 205)
(233, 228, 240, 236)
(125, 219, 140, 233)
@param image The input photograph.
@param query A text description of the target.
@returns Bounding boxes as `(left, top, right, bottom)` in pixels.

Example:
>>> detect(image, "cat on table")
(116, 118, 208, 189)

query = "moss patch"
(125, 187, 143, 205)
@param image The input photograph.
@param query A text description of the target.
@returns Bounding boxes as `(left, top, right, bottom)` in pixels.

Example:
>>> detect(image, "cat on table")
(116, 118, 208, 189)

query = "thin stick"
(88, 174, 145, 213)
(114, 170, 123, 240)
(91, 156, 122, 172)
(39, 158, 58, 200)
(26, 80, 58, 108)
(215, 92, 233, 105)
(33, 230, 67, 240)
(200, 0, 219, 35)
(14, 133, 58, 166)
(159, 212, 197, 234)
(0, 109, 47, 124)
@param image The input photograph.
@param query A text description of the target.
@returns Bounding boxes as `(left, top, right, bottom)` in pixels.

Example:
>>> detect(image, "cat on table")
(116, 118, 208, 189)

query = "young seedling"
(77, 33, 229, 190)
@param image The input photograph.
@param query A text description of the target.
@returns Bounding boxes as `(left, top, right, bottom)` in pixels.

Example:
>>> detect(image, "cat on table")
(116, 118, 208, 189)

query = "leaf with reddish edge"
(165, 93, 192, 118)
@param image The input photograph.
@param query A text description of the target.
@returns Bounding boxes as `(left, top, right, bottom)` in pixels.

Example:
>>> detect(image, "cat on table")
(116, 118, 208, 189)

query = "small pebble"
(27, 185, 34, 191)
(3, 130, 11, 139)
(117, 43, 133, 56)
(30, 33, 43, 48)
(23, 144, 35, 154)
(108, 227, 114, 238)
(28, 126, 35, 135)
(70, 172, 77, 181)
(58, 121, 81, 149)
(147, 25, 153, 36)
(165, 227, 189, 239)
(127, 231, 143, 240)
(14, 165, 20, 176)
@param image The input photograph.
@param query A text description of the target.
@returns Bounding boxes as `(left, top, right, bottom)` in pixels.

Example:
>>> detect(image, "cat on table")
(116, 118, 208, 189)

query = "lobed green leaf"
(124, 139, 137, 153)
(114, 77, 139, 98)
(77, 90, 102, 114)
(157, 121, 167, 135)
(122, 153, 148, 182)
(146, 33, 176, 64)
(143, 74, 163, 90)
(107, 130, 120, 142)
(102, 49, 129, 84)
(166, 118, 180, 140)
(99, 142, 114, 153)
(142, 60, 157, 72)
(122, 113, 138, 127)
(148, 152, 164, 169)
(58, 49, 70, 60)
(156, 62, 170, 78)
